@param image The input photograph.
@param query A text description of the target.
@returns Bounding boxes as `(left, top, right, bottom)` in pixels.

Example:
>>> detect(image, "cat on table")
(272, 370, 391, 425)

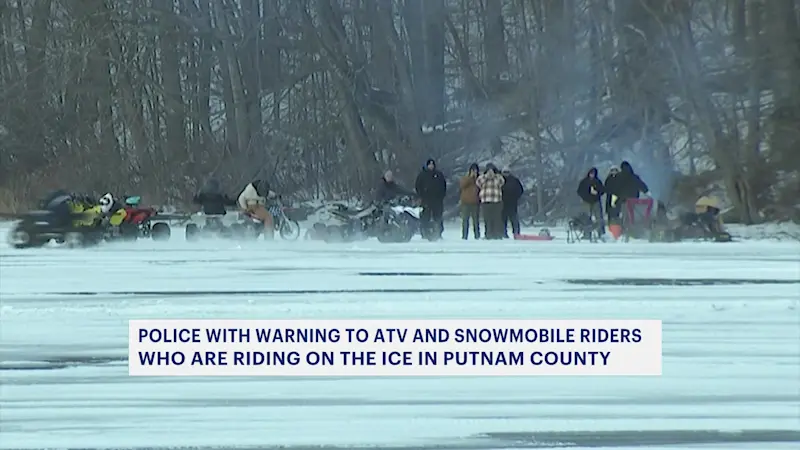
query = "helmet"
(98, 193, 114, 214)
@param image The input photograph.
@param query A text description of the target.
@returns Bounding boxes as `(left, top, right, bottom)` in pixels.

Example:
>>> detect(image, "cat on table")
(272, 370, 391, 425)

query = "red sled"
(513, 228, 554, 241)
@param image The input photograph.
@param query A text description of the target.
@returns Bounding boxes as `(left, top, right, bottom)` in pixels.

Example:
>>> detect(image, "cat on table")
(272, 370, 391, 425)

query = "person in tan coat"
(237, 179, 277, 239)
(459, 163, 480, 240)
(694, 195, 725, 234)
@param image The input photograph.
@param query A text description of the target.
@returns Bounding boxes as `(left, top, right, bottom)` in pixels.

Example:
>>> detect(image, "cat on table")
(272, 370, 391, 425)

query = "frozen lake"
(1, 224, 799, 449)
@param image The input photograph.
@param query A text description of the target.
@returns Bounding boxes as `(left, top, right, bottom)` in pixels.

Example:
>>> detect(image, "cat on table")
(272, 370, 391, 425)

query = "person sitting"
(692, 195, 725, 235)
(194, 179, 237, 216)
(376, 170, 414, 203)
(237, 179, 277, 239)
(98, 193, 128, 227)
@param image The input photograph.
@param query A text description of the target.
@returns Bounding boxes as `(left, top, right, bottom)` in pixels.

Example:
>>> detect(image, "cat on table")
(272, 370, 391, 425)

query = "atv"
(314, 196, 420, 243)
(112, 196, 172, 241)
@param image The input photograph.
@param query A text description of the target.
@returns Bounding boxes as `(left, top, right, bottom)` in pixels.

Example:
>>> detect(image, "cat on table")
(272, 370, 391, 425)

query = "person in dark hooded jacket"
(616, 161, 649, 200)
(193, 179, 236, 215)
(604, 166, 623, 223)
(376, 170, 415, 203)
(415, 159, 447, 240)
(39, 190, 76, 227)
(577, 167, 605, 222)
(501, 169, 524, 237)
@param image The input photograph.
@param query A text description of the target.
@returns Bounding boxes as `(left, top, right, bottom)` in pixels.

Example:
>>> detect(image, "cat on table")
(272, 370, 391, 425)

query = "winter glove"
(590, 186, 598, 195)
(610, 195, 618, 207)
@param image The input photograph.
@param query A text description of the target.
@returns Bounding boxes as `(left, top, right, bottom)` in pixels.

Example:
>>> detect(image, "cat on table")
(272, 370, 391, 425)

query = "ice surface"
(0, 223, 798, 449)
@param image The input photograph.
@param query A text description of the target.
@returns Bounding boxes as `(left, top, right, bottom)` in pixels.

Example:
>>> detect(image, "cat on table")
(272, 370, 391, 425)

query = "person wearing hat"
(458, 163, 481, 240)
(476, 164, 505, 239)
(694, 195, 725, 235)
(576, 167, 605, 235)
(415, 159, 447, 240)
(501, 168, 524, 238)
(604, 166, 623, 225)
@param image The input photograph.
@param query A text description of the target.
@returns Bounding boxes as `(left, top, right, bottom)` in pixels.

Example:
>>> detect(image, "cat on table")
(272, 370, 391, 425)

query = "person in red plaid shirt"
(476, 164, 505, 240)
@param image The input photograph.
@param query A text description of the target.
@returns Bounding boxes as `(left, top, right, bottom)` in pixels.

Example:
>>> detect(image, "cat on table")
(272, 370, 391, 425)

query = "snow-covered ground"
(0, 223, 798, 449)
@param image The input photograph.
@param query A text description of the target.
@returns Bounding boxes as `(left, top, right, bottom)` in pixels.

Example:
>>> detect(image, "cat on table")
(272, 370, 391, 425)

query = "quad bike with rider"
(8, 191, 106, 249)
(312, 195, 420, 243)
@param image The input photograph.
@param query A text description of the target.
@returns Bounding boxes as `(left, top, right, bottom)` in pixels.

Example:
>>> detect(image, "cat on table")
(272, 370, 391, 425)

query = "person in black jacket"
(501, 169, 524, 237)
(616, 161, 649, 200)
(40, 190, 76, 227)
(376, 170, 414, 203)
(193, 179, 236, 216)
(576, 167, 605, 222)
(604, 166, 623, 224)
(415, 158, 447, 240)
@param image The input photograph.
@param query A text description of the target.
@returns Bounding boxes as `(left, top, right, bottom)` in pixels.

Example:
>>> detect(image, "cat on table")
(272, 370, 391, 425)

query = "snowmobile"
(311, 195, 420, 243)
(8, 199, 105, 249)
(185, 198, 300, 241)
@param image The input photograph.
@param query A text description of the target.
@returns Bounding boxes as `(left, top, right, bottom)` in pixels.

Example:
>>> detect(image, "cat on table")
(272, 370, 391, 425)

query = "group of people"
(374, 158, 525, 241)
(375, 159, 448, 240)
(576, 161, 727, 239)
(576, 161, 650, 234)
(458, 163, 524, 240)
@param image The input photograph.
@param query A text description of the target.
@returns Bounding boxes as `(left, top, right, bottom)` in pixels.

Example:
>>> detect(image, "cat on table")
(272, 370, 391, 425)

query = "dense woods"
(1, 0, 798, 222)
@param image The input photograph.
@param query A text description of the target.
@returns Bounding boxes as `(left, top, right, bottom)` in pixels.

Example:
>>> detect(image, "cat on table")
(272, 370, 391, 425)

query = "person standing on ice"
(476, 164, 505, 240)
(616, 161, 649, 200)
(500, 168, 524, 238)
(237, 179, 277, 239)
(576, 167, 605, 235)
(458, 163, 481, 240)
(604, 166, 623, 224)
(415, 159, 447, 241)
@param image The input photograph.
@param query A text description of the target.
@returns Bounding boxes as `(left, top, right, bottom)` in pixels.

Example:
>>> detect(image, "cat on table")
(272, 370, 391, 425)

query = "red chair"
(623, 198, 654, 239)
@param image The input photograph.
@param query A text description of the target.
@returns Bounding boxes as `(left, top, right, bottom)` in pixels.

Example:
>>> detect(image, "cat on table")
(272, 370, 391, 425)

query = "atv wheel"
(151, 222, 171, 241)
(185, 223, 201, 241)
(377, 223, 413, 243)
(279, 219, 301, 241)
